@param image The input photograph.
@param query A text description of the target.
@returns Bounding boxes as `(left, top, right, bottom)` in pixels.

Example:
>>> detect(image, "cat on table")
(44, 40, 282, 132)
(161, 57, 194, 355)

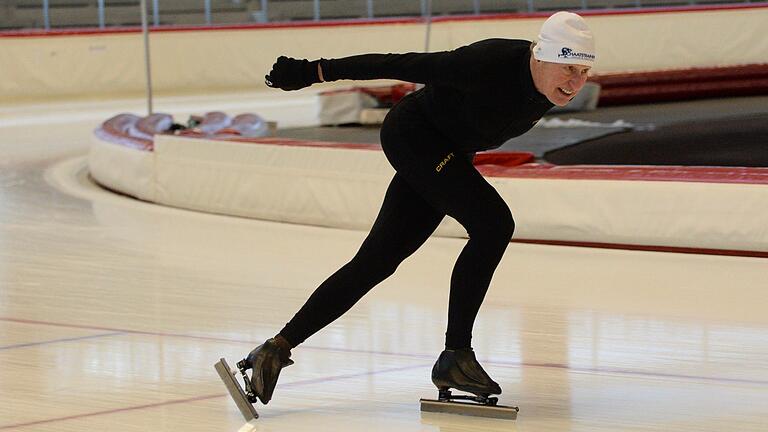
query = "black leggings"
(280, 94, 514, 349)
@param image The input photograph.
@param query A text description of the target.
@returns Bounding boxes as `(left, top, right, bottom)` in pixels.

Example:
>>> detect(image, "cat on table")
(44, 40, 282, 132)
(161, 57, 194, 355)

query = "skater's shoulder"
(456, 39, 533, 66)
(465, 38, 533, 52)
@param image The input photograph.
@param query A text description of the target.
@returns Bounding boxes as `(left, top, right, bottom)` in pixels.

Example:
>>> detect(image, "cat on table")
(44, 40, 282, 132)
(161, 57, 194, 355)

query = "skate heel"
(238, 339, 294, 371)
(232, 359, 258, 403)
(236, 358, 252, 371)
(437, 388, 451, 401)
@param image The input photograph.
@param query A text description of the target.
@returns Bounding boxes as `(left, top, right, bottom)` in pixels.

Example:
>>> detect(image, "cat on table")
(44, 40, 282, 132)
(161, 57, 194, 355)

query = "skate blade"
(214, 358, 259, 421)
(420, 398, 519, 420)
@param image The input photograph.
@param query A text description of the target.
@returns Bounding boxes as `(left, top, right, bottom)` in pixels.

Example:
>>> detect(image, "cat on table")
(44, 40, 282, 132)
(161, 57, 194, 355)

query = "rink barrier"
(89, 126, 768, 257)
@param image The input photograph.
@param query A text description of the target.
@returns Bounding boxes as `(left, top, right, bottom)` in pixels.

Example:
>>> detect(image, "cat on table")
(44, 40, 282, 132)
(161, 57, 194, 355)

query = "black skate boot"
(236, 338, 294, 404)
(431, 348, 501, 404)
(432, 348, 501, 396)
(421, 348, 518, 419)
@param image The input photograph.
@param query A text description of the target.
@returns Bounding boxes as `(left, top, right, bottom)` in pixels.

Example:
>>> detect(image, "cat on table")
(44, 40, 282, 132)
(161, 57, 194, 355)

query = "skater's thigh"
(380, 119, 508, 230)
(356, 173, 444, 261)
(399, 151, 511, 232)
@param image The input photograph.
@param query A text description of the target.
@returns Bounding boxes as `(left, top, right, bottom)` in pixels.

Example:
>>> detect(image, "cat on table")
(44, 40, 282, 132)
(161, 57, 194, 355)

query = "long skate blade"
(215, 358, 259, 421)
(420, 398, 519, 420)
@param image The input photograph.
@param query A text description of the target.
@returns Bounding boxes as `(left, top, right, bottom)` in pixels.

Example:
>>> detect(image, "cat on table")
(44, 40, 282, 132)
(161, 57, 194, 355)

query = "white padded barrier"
(89, 133, 156, 202)
(89, 134, 768, 254)
(153, 135, 397, 231)
(485, 176, 768, 252)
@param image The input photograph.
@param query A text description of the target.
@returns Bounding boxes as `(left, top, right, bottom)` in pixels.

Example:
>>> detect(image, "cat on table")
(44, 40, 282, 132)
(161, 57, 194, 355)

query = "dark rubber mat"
(544, 114, 768, 167)
(494, 126, 628, 157)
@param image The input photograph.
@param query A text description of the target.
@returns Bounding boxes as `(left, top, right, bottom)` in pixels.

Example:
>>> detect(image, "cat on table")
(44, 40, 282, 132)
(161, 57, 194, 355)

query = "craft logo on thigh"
(436, 152, 455, 172)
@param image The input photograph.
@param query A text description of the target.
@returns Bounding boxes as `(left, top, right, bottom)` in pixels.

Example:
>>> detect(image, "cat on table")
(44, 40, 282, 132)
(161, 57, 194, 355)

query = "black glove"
(265, 56, 321, 91)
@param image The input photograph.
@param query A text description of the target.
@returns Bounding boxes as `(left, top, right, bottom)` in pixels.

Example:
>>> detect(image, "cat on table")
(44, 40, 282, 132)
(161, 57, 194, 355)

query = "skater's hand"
(265, 56, 321, 91)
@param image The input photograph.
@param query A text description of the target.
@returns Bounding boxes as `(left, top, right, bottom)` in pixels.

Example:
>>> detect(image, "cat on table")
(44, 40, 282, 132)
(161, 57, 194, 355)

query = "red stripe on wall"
(512, 239, 768, 259)
(2, 3, 766, 38)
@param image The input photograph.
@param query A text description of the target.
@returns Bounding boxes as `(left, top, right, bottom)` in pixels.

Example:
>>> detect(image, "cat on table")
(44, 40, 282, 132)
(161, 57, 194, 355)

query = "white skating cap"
(533, 11, 596, 67)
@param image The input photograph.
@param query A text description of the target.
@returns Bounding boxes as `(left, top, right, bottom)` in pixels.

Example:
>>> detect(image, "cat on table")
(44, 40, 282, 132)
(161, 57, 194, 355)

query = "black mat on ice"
(544, 114, 768, 167)
(275, 125, 383, 144)
(276, 124, 627, 158)
(493, 126, 627, 157)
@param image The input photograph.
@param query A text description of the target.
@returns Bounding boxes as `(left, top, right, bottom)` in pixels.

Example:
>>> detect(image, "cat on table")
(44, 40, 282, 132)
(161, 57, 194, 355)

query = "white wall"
(2, 6, 767, 101)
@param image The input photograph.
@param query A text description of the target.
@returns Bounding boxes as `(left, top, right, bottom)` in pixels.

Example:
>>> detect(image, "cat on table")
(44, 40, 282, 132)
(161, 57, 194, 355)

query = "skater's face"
(530, 58, 591, 107)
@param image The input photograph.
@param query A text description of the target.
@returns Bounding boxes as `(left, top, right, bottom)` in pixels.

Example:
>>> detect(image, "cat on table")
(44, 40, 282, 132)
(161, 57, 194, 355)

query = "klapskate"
(420, 348, 519, 420)
(214, 338, 294, 421)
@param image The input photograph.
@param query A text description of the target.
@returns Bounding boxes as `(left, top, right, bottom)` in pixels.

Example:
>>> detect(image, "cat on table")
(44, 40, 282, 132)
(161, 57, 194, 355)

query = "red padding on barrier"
(473, 152, 535, 167)
(592, 64, 768, 87)
(590, 64, 768, 105)
(358, 83, 417, 105)
(319, 83, 417, 106)
(602, 78, 768, 105)
(479, 163, 768, 185)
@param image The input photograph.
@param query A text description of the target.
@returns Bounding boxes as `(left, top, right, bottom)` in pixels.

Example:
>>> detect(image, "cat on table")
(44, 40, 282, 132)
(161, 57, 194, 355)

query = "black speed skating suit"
(280, 39, 554, 349)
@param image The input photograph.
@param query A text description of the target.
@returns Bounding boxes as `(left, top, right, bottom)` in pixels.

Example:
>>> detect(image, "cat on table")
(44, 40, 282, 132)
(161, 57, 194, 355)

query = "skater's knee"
(493, 206, 515, 240)
(466, 203, 515, 242)
(502, 210, 515, 240)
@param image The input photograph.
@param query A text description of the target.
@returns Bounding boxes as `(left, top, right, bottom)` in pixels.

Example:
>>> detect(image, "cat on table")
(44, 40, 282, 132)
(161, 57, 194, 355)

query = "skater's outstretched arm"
(264, 40, 496, 91)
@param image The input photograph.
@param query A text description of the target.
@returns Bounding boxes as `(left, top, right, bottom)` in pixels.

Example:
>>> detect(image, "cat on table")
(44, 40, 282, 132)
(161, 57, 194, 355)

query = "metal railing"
(0, 0, 758, 31)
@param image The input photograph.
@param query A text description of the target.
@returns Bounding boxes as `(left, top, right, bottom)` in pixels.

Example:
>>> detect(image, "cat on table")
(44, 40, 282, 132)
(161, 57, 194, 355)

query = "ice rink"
(1, 93, 767, 431)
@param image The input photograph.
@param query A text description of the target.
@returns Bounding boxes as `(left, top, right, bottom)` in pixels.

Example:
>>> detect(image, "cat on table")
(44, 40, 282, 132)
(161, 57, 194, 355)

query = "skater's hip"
(380, 96, 468, 176)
